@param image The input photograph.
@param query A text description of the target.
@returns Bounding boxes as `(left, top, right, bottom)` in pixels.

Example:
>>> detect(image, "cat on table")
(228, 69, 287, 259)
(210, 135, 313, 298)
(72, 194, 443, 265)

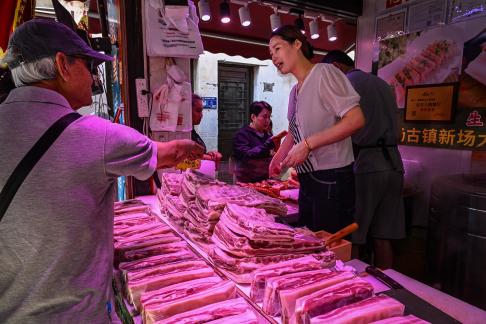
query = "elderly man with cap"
(0, 19, 203, 322)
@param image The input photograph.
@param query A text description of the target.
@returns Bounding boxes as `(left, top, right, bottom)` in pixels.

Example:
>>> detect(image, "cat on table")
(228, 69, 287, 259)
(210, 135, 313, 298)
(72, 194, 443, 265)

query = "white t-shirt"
(287, 63, 360, 173)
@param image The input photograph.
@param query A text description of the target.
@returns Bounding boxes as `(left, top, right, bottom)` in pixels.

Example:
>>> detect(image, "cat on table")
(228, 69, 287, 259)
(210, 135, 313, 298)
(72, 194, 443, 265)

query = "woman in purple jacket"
(233, 101, 279, 183)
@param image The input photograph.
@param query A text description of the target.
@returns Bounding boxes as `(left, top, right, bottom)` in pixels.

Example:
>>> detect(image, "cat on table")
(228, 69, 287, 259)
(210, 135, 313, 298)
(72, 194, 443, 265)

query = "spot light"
(270, 10, 281, 31)
(220, 0, 230, 24)
(239, 5, 251, 27)
(310, 19, 319, 39)
(295, 15, 305, 34)
(327, 23, 337, 41)
(198, 0, 211, 22)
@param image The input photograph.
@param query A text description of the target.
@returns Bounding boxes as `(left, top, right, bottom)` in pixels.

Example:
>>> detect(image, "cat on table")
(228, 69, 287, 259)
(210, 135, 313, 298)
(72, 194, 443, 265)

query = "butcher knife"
(366, 266, 460, 323)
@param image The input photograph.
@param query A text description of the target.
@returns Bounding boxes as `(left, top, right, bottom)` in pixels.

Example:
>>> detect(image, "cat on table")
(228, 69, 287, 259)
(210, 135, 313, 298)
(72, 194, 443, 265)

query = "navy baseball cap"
(6, 19, 113, 69)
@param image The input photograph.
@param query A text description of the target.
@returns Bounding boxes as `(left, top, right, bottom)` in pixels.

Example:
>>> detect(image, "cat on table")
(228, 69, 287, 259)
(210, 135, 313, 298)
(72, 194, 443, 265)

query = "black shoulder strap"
(0, 112, 82, 220)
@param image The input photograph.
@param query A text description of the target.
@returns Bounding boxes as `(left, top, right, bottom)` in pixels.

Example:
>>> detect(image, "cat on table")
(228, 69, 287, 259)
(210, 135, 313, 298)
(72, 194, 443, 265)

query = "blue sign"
(202, 97, 217, 109)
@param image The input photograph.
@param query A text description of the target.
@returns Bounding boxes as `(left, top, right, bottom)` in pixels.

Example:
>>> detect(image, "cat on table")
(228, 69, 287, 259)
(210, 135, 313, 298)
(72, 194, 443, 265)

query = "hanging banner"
(399, 108, 486, 150)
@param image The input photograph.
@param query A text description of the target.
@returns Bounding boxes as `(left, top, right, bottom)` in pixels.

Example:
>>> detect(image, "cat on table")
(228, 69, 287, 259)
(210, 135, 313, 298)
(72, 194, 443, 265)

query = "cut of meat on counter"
(121, 240, 187, 263)
(126, 259, 215, 310)
(114, 212, 157, 229)
(141, 278, 236, 324)
(160, 172, 183, 196)
(238, 179, 299, 200)
(119, 250, 197, 279)
(209, 245, 335, 283)
(263, 270, 355, 320)
(209, 203, 333, 282)
(182, 183, 287, 243)
(293, 277, 374, 324)
(370, 314, 431, 323)
(114, 199, 151, 215)
(309, 295, 405, 324)
(160, 297, 257, 324)
(204, 309, 258, 324)
(250, 256, 327, 303)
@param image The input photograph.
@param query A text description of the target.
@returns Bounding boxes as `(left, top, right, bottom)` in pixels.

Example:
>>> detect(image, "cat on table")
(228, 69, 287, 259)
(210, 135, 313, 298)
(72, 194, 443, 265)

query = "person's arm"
(203, 151, 222, 162)
(281, 106, 364, 168)
(156, 139, 205, 169)
(233, 130, 275, 159)
(269, 131, 294, 177)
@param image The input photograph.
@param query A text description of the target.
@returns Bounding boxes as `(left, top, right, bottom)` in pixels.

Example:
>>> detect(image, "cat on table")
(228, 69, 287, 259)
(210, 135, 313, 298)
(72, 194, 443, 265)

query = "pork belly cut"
(115, 233, 180, 255)
(197, 185, 287, 216)
(114, 204, 151, 215)
(126, 260, 214, 310)
(214, 214, 325, 257)
(219, 203, 293, 241)
(294, 277, 374, 324)
(183, 221, 213, 243)
(142, 279, 236, 323)
(114, 224, 173, 244)
(209, 246, 335, 276)
(159, 297, 253, 324)
(163, 194, 186, 223)
(113, 220, 170, 240)
(250, 256, 323, 303)
(310, 295, 405, 324)
(161, 172, 183, 196)
(205, 309, 258, 324)
(371, 314, 430, 324)
(122, 241, 187, 262)
(119, 250, 195, 275)
(263, 270, 354, 318)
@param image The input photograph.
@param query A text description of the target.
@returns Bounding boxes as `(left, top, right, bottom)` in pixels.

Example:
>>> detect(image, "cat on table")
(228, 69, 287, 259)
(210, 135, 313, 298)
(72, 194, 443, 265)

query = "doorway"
(217, 64, 253, 160)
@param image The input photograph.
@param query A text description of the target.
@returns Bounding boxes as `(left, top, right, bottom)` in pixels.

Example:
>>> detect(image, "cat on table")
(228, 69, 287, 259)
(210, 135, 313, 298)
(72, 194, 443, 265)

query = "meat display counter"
(123, 195, 485, 324)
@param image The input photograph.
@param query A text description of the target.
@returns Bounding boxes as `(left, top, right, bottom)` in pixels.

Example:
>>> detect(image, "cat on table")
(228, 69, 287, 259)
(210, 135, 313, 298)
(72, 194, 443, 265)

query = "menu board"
(376, 9, 407, 40)
(408, 0, 447, 33)
(405, 83, 457, 122)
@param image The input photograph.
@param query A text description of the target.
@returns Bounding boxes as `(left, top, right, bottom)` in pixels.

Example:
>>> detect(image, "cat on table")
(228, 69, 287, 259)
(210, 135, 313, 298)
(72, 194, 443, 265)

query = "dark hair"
(249, 101, 272, 118)
(321, 50, 354, 67)
(271, 25, 314, 60)
(192, 93, 202, 107)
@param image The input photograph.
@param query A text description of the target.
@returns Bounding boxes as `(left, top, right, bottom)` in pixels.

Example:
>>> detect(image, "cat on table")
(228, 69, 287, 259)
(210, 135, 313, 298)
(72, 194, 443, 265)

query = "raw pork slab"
(142, 280, 236, 323)
(263, 270, 354, 318)
(126, 260, 213, 309)
(371, 314, 430, 323)
(160, 297, 253, 324)
(250, 256, 323, 303)
(310, 295, 405, 324)
(294, 277, 374, 324)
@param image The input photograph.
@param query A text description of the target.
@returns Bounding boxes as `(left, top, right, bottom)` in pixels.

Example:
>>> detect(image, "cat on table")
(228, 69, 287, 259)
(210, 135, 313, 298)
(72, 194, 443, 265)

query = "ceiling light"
(198, 0, 211, 22)
(310, 19, 319, 39)
(327, 23, 337, 41)
(220, 0, 230, 24)
(239, 5, 250, 27)
(270, 12, 281, 31)
(295, 15, 305, 34)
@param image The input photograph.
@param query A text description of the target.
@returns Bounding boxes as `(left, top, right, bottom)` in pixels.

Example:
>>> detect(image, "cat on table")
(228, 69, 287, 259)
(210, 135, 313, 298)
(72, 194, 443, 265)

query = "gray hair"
(1, 49, 58, 87)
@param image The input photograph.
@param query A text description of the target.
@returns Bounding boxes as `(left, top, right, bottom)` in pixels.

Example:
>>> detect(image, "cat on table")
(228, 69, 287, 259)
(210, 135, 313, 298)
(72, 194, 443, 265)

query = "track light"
(327, 23, 337, 41)
(270, 11, 281, 31)
(310, 19, 319, 39)
(198, 0, 211, 22)
(220, 0, 230, 24)
(295, 15, 305, 34)
(239, 5, 250, 27)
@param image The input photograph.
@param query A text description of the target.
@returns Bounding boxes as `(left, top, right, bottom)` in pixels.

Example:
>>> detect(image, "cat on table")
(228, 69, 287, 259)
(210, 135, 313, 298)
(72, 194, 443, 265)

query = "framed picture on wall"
(404, 83, 458, 122)
(408, 0, 447, 33)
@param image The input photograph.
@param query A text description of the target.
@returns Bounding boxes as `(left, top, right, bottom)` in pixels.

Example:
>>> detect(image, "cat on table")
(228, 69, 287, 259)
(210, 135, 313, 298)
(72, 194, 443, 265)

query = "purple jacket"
(233, 125, 275, 183)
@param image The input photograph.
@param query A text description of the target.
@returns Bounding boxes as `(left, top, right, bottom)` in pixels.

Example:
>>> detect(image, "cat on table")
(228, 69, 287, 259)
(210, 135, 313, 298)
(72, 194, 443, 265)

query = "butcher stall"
(111, 170, 486, 324)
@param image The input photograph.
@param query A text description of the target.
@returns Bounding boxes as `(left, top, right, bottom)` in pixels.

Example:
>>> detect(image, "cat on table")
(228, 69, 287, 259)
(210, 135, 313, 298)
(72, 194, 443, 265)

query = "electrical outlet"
(135, 78, 149, 118)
